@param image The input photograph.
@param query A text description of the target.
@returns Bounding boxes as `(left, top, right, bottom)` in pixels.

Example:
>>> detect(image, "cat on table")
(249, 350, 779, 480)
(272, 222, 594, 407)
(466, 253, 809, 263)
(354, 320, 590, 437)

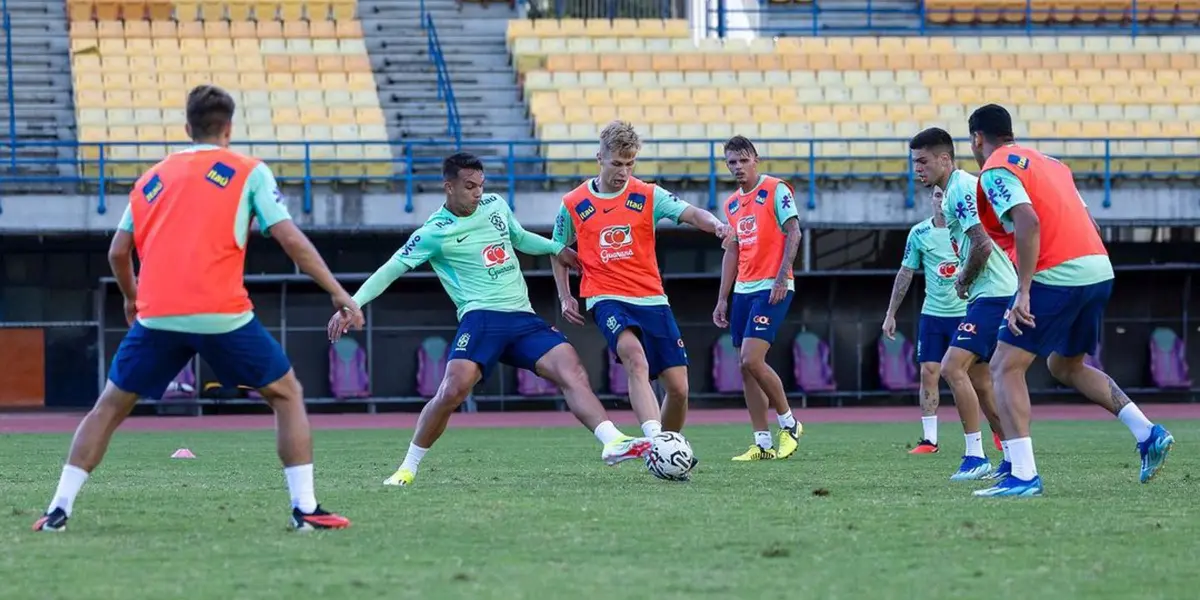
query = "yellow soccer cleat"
(383, 467, 415, 487)
(776, 423, 804, 459)
(731, 444, 778, 461)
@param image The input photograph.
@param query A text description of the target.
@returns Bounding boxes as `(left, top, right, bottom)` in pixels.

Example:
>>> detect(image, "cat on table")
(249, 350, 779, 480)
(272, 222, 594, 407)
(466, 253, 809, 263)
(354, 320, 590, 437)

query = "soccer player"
(881, 169, 968, 455)
(967, 104, 1174, 497)
(33, 85, 358, 532)
(910, 127, 1012, 481)
(552, 121, 730, 443)
(711, 136, 804, 461)
(327, 153, 652, 487)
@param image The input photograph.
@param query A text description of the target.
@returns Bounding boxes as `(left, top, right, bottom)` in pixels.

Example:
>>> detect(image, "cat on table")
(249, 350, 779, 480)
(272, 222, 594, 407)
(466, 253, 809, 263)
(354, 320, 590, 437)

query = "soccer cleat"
(776, 423, 803, 459)
(383, 467, 415, 487)
(1138, 424, 1175, 483)
(291, 505, 350, 530)
(950, 455, 993, 481)
(973, 474, 1044, 497)
(993, 432, 1003, 451)
(31, 508, 68, 532)
(909, 439, 939, 454)
(602, 436, 652, 466)
(982, 460, 1011, 481)
(731, 444, 777, 461)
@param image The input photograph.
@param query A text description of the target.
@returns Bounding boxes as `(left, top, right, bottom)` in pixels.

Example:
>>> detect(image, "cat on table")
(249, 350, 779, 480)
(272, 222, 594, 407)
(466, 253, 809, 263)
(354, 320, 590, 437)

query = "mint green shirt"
(120, 145, 292, 334)
(979, 168, 1113, 287)
(941, 169, 1018, 301)
(551, 179, 690, 310)
(730, 176, 800, 294)
(353, 193, 563, 320)
(901, 217, 968, 317)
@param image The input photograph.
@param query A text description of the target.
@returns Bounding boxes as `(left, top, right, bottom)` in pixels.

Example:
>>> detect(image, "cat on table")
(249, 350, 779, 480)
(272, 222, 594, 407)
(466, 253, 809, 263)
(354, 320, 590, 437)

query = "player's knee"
(620, 350, 651, 379)
(553, 360, 591, 393)
(739, 351, 766, 374)
(664, 376, 689, 400)
(434, 377, 473, 409)
(920, 362, 940, 385)
(1046, 355, 1082, 383)
(260, 371, 304, 405)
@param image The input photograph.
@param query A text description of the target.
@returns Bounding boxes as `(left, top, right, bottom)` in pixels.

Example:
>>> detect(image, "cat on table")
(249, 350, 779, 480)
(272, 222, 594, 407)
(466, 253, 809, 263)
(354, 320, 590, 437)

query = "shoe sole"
(950, 469, 992, 481)
(604, 440, 652, 466)
(1141, 437, 1175, 483)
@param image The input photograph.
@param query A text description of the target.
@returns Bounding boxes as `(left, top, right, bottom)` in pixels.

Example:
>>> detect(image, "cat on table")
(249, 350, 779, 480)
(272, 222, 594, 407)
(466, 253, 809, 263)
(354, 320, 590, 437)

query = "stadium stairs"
(0, 0, 77, 193)
(359, 0, 534, 189)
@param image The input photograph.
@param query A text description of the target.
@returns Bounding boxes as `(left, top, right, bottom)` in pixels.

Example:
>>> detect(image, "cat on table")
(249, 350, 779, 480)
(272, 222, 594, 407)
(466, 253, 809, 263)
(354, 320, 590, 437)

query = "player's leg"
(911, 315, 952, 453)
(971, 363, 1011, 481)
(34, 323, 191, 531)
(738, 291, 801, 458)
(727, 291, 775, 460)
(594, 300, 663, 437)
(941, 347, 991, 481)
(200, 317, 348, 529)
(645, 306, 691, 433)
(1043, 280, 1173, 483)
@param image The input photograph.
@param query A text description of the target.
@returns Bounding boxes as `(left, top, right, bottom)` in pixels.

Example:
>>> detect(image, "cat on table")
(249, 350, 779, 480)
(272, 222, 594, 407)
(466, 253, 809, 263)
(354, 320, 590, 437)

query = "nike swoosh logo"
(957, 336, 971, 341)
(602, 207, 616, 213)
(754, 327, 768, 331)
(456, 235, 469, 242)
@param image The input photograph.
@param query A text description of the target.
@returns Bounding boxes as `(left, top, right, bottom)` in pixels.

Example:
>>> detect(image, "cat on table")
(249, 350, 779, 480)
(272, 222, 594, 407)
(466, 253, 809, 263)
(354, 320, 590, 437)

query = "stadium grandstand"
(0, 0, 1197, 415)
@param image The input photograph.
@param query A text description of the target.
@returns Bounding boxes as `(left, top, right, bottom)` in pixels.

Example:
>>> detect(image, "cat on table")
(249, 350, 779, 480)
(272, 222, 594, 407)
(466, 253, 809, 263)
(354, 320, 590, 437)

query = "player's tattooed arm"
(885, 267, 914, 318)
(775, 218, 802, 285)
(959, 224, 994, 289)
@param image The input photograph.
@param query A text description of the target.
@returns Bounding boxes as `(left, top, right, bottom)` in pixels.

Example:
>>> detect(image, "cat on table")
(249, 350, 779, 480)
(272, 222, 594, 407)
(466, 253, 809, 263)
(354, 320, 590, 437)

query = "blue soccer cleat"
(950, 455, 992, 481)
(1138, 424, 1175, 483)
(973, 474, 1044, 497)
(982, 460, 1011, 481)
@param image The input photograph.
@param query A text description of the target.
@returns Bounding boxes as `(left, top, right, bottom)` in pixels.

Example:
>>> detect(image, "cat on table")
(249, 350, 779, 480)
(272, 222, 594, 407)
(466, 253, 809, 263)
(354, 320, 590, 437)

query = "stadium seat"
(792, 332, 836, 393)
(67, 1, 389, 182)
(416, 336, 449, 398)
(328, 337, 369, 400)
(712, 334, 743, 393)
(607, 350, 628, 396)
(509, 21, 1200, 180)
(878, 332, 920, 392)
(517, 368, 559, 396)
(1149, 327, 1192, 389)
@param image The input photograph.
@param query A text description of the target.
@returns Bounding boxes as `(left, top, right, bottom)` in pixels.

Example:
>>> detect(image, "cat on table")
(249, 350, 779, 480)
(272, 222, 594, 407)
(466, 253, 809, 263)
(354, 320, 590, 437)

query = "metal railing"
(706, 0, 1200, 37)
(423, 13, 462, 148)
(1, 136, 1197, 214)
(2, 0, 15, 168)
(526, 0, 679, 19)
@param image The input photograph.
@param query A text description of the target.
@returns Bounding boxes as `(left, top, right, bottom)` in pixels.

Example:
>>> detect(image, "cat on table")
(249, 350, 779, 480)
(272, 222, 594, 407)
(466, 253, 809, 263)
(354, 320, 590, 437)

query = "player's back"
(130, 147, 263, 318)
(977, 145, 1107, 274)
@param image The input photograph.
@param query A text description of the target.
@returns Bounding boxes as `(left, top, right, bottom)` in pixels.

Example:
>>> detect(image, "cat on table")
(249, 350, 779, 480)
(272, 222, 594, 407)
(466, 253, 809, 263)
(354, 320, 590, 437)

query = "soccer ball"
(645, 431, 696, 481)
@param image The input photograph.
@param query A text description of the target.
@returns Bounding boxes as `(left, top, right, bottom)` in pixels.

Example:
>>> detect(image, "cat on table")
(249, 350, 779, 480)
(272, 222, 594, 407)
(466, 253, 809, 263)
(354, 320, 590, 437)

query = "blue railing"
(542, 0, 676, 19)
(422, 13, 462, 149)
(707, 0, 1200, 37)
(1, 137, 1196, 215)
(3, 0, 15, 168)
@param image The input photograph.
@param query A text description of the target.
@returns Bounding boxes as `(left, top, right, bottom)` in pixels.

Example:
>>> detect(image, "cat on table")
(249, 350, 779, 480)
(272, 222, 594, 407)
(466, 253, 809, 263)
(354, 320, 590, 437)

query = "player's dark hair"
(909, 127, 955, 160)
(968, 104, 1015, 143)
(185, 85, 235, 141)
(723, 135, 758, 157)
(443, 152, 484, 180)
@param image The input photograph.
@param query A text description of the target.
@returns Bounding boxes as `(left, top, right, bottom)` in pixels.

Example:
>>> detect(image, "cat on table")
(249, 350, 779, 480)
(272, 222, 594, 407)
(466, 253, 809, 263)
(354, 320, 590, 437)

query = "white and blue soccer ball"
(645, 431, 696, 481)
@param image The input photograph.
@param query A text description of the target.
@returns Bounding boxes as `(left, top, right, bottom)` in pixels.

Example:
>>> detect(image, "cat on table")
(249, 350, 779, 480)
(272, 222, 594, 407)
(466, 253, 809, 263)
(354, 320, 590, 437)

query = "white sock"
(283, 464, 317, 513)
(965, 431, 984, 458)
(48, 464, 89, 516)
(922, 416, 938, 445)
(593, 420, 624, 445)
(754, 430, 773, 449)
(1007, 437, 1038, 480)
(1117, 404, 1154, 443)
(400, 443, 428, 475)
(777, 411, 797, 429)
(641, 420, 663, 438)
(1001, 440, 1010, 462)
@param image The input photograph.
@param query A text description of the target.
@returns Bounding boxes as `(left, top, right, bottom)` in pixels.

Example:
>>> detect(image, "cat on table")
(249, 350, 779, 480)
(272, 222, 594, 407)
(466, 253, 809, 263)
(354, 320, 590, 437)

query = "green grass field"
(2, 420, 1197, 600)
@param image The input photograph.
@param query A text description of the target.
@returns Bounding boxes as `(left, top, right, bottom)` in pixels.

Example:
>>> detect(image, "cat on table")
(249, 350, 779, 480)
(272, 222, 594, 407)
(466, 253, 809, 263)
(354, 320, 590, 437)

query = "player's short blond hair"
(598, 120, 641, 158)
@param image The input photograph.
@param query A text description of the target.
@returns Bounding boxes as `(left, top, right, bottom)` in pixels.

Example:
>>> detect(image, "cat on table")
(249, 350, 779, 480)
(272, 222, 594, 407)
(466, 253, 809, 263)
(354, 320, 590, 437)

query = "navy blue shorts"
(729, 290, 794, 347)
(917, 314, 962, 364)
(449, 309, 568, 380)
(999, 279, 1113, 358)
(591, 299, 689, 380)
(949, 296, 1010, 362)
(108, 317, 291, 399)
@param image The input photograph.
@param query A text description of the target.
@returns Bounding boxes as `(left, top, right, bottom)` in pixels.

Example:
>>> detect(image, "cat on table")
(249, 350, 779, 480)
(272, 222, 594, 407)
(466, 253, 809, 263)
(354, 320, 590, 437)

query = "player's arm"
(655, 186, 728, 238)
(550, 203, 585, 325)
(109, 205, 138, 323)
(351, 227, 438, 308)
(957, 190, 992, 289)
(773, 182, 802, 288)
(885, 229, 923, 320)
(504, 200, 565, 257)
(981, 168, 1038, 293)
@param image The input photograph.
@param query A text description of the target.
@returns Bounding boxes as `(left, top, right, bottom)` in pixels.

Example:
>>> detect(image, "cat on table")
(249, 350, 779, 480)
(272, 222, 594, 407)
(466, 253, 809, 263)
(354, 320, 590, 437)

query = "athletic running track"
(2, 404, 1199, 434)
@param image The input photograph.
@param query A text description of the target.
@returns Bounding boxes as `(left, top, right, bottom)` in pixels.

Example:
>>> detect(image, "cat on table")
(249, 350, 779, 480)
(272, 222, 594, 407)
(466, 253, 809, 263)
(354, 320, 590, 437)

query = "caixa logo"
(936, 260, 958, 279)
(481, 243, 510, 268)
(599, 225, 634, 263)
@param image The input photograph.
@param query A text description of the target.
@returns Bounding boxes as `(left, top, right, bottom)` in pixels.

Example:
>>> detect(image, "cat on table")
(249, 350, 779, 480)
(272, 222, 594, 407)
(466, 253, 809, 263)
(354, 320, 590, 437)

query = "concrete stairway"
(358, 0, 534, 191)
(0, 0, 76, 194)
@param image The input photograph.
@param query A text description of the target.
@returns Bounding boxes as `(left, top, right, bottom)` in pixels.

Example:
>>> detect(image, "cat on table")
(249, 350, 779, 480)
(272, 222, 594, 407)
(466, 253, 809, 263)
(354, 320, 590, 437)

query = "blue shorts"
(917, 314, 962, 364)
(591, 299, 689, 380)
(999, 279, 1113, 358)
(450, 309, 568, 380)
(729, 290, 794, 347)
(949, 296, 1010, 362)
(108, 317, 291, 399)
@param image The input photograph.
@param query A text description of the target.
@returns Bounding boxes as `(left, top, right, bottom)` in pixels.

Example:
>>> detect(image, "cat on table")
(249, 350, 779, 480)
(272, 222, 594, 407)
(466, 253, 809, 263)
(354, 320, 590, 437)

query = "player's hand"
(327, 294, 364, 341)
(769, 279, 789, 305)
(713, 299, 729, 328)
(954, 275, 970, 300)
(881, 314, 897, 340)
(714, 223, 732, 240)
(1006, 290, 1035, 336)
(123, 297, 138, 327)
(555, 246, 580, 271)
(560, 295, 585, 326)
